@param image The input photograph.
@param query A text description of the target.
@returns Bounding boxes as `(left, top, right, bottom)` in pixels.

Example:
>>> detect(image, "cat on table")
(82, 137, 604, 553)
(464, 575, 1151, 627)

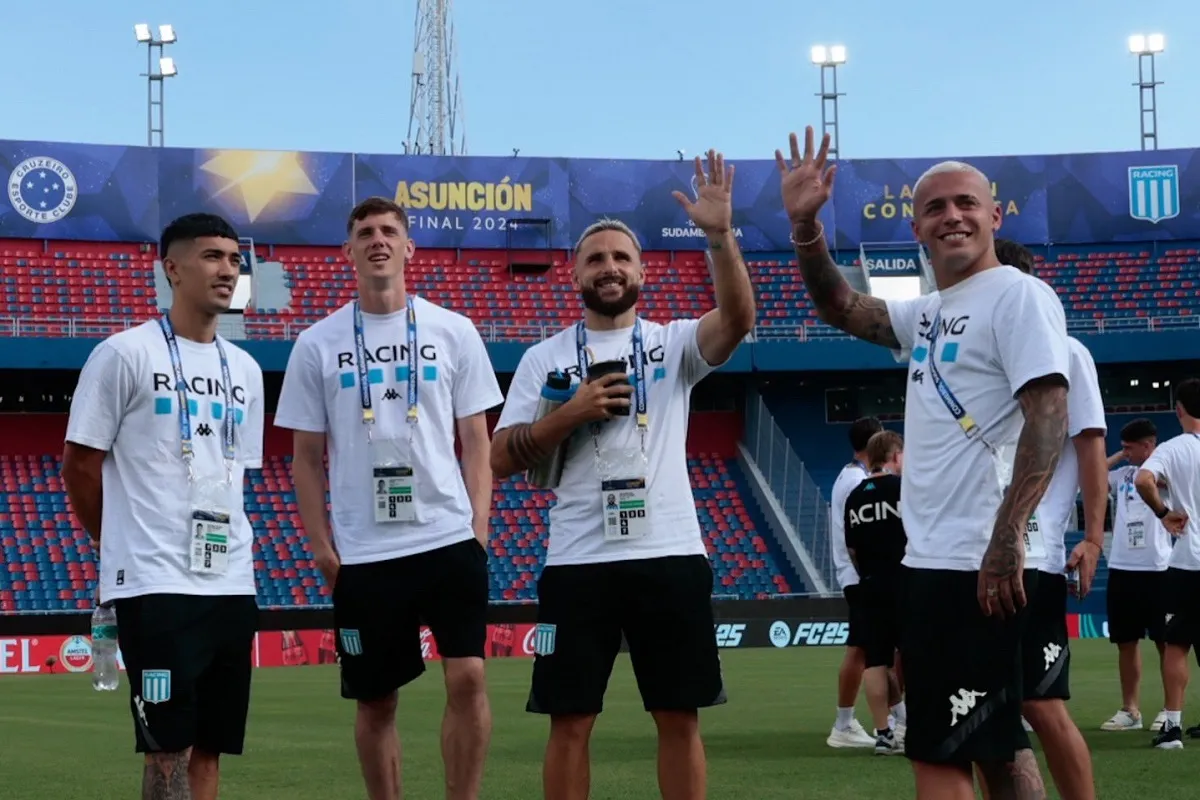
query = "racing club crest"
(1127, 164, 1180, 224)
(7, 157, 79, 224)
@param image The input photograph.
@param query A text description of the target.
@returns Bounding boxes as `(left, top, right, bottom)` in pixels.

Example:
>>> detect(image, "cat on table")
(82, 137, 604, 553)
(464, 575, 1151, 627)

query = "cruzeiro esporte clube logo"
(7, 156, 79, 224)
(152, 372, 248, 431)
(336, 342, 442, 392)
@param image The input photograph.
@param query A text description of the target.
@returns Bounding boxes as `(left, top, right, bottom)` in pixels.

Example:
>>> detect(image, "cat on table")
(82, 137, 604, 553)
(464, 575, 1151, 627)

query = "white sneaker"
(1152, 710, 1169, 732)
(827, 718, 877, 748)
(1101, 709, 1144, 731)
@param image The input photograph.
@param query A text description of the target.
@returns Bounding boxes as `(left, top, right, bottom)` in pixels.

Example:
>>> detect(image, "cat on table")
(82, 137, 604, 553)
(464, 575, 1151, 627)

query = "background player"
(843, 430, 907, 756)
(828, 416, 886, 748)
(1134, 378, 1200, 749)
(1101, 418, 1172, 733)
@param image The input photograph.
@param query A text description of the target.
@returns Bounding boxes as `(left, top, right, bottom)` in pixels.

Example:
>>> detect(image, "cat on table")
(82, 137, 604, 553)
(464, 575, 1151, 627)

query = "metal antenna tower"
(406, 0, 466, 156)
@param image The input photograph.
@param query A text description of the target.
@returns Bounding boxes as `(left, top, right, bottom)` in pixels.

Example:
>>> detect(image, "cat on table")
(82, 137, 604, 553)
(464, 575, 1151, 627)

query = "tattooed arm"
(490, 405, 584, 481)
(792, 220, 902, 348)
(976, 749, 1048, 800)
(978, 376, 1069, 617)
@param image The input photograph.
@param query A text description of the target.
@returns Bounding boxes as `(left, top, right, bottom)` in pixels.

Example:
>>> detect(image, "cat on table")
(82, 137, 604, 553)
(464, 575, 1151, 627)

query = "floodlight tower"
(134, 23, 178, 147)
(1128, 34, 1165, 151)
(810, 45, 846, 160)
(406, 0, 467, 156)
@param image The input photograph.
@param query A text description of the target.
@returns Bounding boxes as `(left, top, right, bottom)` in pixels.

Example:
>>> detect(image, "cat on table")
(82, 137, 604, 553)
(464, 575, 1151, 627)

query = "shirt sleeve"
(1107, 468, 1121, 496)
(65, 341, 137, 451)
(1066, 342, 1106, 438)
(1141, 439, 1178, 485)
(884, 295, 927, 353)
(992, 277, 1071, 397)
(273, 332, 328, 434)
(241, 360, 265, 469)
(828, 470, 859, 584)
(452, 321, 504, 419)
(494, 346, 546, 433)
(673, 318, 728, 387)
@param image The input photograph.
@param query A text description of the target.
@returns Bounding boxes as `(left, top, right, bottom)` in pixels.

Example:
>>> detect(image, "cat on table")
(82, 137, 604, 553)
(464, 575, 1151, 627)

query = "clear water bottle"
(91, 604, 120, 691)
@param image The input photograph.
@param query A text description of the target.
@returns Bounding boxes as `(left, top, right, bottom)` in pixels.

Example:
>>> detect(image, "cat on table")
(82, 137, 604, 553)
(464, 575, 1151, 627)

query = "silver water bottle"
(526, 371, 574, 489)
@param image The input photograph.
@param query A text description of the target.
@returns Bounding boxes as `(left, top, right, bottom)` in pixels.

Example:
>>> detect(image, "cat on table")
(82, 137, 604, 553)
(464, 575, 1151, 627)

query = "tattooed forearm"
(505, 423, 549, 469)
(142, 752, 192, 800)
(984, 379, 1069, 579)
(792, 221, 901, 349)
(977, 749, 1048, 800)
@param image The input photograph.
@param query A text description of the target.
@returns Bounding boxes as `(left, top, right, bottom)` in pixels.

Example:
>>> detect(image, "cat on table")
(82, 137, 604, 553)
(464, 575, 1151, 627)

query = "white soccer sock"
(836, 707, 854, 727)
(890, 701, 907, 724)
(1165, 709, 1182, 726)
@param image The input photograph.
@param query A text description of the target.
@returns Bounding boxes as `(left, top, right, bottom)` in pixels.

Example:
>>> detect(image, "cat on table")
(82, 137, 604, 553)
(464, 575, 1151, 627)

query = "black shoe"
(1186, 722, 1200, 739)
(1153, 721, 1184, 749)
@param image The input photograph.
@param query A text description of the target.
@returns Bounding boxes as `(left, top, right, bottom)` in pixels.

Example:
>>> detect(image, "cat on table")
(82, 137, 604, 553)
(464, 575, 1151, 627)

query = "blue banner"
(2, 139, 1199, 250)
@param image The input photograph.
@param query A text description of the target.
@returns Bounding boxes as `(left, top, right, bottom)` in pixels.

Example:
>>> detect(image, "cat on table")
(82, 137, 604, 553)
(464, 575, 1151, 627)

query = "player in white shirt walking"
(489, 150, 756, 799)
(779, 127, 1061, 797)
(63, 213, 265, 800)
(274, 197, 503, 799)
(1133, 378, 1200, 749)
(1100, 418, 1173, 733)
(827, 416, 895, 748)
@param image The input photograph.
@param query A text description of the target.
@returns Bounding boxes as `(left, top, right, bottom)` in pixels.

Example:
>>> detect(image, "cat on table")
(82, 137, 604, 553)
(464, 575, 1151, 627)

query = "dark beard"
(581, 284, 639, 318)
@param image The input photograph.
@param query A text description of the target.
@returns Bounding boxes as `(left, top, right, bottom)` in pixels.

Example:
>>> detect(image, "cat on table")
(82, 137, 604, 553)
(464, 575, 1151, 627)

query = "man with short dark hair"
(489, 150, 756, 799)
(1134, 378, 1200, 749)
(275, 195, 502, 798)
(844, 430, 907, 755)
(1101, 418, 1172, 733)
(63, 213, 265, 799)
(827, 415, 890, 748)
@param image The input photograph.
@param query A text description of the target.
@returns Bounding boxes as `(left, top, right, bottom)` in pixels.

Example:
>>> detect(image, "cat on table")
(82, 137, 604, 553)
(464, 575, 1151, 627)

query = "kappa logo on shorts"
(340, 628, 363, 656)
(533, 623, 557, 656)
(142, 669, 172, 704)
(1042, 642, 1063, 671)
(948, 688, 986, 727)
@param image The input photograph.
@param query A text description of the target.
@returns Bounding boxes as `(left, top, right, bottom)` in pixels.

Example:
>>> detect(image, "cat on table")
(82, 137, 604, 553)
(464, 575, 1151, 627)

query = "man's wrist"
(1155, 505, 1170, 519)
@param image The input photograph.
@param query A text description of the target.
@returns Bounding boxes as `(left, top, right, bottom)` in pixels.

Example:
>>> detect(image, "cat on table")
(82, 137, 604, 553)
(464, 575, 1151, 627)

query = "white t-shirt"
(830, 461, 869, 589)
(1140, 433, 1200, 572)
(494, 318, 723, 566)
(64, 321, 265, 603)
(1028, 338, 1106, 576)
(273, 297, 503, 565)
(1107, 463, 1172, 571)
(885, 266, 1071, 572)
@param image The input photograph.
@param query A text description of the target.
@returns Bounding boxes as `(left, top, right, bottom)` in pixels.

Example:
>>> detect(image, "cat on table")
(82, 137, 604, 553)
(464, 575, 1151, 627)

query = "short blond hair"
(866, 430, 903, 472)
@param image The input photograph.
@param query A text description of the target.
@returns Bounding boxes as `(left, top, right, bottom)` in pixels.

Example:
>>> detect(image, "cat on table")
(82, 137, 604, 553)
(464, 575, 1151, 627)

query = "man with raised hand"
(777, 127, 1066, 798)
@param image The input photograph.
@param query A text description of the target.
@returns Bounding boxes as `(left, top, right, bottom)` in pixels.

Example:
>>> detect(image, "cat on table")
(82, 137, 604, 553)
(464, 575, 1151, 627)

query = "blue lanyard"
(353, 296, 418, 426)
(157, 314, 236, 472)
(926, 308, 991, 451)
(575, 318, 648, 432)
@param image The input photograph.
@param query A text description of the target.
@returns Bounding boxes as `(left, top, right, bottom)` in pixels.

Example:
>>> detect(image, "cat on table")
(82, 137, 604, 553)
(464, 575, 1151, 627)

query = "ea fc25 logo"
(7, 157, 79, 224)
(768, 620, 850, 648)
(1128, 165, 1180, 224)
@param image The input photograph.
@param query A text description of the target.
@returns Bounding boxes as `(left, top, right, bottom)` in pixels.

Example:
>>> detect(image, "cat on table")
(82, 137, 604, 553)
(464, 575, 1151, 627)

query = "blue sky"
(2, 0, 1196, 161)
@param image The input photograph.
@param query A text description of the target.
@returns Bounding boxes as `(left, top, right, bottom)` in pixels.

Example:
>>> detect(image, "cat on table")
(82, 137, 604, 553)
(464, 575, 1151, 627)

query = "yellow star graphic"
(198, 150, 319, 222)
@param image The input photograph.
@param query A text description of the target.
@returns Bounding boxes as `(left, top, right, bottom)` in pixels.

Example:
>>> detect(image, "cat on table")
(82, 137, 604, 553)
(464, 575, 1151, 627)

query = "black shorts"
(860, 578, 904, 669)
(1107, 568, 1168, 644)
(900, 567, 1037, 766)
(1021, 571, 1070, 701)
(113, 593, 258, 755)
(333, 537, 489, 701)
(527, 554, 727, 716)
(844, 583, 869, 649)
(1162, 567, 1200, 650)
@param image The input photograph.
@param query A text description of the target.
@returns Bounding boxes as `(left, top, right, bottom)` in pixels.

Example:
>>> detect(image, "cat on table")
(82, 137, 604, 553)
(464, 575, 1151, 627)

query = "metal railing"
(742, 391, 837, 594)
(0, 312, 1196, 343)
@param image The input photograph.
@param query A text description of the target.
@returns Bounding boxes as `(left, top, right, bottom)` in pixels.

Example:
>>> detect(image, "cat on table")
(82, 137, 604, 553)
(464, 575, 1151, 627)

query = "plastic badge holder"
(587, 359, 631, 416)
